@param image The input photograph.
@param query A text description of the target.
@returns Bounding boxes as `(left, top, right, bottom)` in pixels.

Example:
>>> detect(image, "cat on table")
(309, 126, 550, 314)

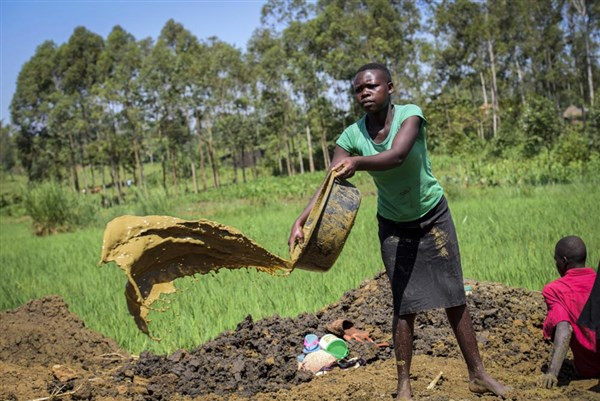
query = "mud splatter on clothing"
(430, 227, 449, 259)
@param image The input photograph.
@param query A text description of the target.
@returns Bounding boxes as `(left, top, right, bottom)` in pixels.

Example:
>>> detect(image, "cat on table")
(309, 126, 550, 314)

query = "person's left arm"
(333, 116, 421, 179)
(540, 321, 573, 388)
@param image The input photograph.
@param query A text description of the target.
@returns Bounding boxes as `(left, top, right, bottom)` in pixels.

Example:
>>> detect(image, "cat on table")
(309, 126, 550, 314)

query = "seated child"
(540, 236, 600, 388)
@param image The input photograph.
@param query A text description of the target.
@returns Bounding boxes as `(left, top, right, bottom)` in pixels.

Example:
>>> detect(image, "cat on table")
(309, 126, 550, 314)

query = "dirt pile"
(0, 296, 128, 400)
(1, 274, 599, 401)
(125, 274, 553, 398)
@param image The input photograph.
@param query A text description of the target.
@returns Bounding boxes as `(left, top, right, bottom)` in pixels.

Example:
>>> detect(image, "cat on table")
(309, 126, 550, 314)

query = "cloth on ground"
(299, 350, 337, 373)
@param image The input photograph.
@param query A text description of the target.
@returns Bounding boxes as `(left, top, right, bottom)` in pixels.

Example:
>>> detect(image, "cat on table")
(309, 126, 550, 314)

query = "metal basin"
(291, 174, 361, 272)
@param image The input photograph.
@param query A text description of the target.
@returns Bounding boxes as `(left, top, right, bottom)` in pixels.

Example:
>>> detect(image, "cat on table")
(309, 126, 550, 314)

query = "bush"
(585, 103, 600, 153)
(434, 150, 599, 189)
(552, 126, 591, 166)
(519, 96, 562, 157)
(23, 181, 97, 235)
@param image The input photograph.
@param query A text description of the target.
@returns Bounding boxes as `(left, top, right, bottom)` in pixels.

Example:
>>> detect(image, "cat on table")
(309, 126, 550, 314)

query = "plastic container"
(303, 333, 320, 353)
(319, 334, 349, 359)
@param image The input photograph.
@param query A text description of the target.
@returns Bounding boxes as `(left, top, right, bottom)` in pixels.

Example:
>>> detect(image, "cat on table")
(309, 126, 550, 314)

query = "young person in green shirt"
(289, 63, 508, 399)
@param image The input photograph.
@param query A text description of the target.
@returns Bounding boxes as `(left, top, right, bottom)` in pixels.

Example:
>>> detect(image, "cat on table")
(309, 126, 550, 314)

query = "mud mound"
(2, 276, 599, 400)
(0, 296, 128, 400)
(123, 274, 559, 399)
(1, 296, 124, 367)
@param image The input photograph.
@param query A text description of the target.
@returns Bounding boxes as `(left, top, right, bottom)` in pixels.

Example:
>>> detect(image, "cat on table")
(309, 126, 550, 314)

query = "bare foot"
(469, 374, 512, 398)
(392, 382, 412, 400)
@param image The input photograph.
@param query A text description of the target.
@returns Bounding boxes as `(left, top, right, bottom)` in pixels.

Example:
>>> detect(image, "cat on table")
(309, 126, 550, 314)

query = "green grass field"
(1, 168, 598, 355)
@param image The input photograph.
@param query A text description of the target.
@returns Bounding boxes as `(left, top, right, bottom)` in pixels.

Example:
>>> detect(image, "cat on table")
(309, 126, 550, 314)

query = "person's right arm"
(539, 321, 572, 389)
(288, 145, 351, 251)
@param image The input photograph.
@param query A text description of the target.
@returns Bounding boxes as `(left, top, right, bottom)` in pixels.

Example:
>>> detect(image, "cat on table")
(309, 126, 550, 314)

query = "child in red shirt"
(540, 236, 600, 388)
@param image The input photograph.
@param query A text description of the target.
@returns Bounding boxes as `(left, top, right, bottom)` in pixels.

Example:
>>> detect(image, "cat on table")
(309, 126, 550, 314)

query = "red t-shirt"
(542, 267, 600, 378)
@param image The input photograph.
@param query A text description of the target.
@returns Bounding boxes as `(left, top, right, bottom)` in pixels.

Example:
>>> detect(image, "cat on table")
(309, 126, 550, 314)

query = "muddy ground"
(1, 272, 599, 400)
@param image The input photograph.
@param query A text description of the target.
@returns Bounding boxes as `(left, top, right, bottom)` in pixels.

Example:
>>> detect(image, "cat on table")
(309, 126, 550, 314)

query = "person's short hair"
(555, 236, 587, 265)
(355, 63, 392, 83)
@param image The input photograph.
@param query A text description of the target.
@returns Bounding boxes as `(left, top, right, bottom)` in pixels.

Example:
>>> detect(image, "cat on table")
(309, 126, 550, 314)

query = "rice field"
(1, 172, 598, 355)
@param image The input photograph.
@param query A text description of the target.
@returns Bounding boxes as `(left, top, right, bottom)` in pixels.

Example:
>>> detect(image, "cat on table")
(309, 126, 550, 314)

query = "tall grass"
(128, 187, 173, 216)
(1, 179, 598, 355)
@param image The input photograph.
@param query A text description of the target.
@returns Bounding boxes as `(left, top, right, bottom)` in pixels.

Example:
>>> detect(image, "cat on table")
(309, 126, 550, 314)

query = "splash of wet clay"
(99, 171, 360, 335)
(100, 216, 293, 334)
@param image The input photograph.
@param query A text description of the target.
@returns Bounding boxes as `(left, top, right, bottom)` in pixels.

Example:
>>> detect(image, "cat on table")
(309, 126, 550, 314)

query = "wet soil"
(1, 273, 599, 400)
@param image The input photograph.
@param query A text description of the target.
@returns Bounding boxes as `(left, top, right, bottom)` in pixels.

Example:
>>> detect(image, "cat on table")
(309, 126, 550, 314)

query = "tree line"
(5, 0, 599, 200)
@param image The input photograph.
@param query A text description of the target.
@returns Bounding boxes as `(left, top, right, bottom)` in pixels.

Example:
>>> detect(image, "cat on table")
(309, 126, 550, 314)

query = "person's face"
(353, 69, 393, 112)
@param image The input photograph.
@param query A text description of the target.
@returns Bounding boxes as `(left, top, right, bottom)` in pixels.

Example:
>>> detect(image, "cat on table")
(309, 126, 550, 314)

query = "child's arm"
(288, 145, 351, 251)
(539, 321, 572, 388)
(334, 116, 421, 179)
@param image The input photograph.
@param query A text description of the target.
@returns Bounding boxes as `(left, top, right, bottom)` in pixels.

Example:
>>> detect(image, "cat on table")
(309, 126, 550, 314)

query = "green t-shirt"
(335, 104, 443, 222)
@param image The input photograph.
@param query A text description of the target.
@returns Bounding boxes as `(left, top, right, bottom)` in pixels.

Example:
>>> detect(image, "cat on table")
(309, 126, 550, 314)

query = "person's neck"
(366, 103, 394, 130)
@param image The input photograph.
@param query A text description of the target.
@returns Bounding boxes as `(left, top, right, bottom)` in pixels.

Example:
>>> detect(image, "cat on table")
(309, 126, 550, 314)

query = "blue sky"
(1, 0, 267, 124)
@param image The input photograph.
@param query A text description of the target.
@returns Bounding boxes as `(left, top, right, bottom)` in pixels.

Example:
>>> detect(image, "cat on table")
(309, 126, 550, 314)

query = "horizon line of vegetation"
(1, 0, 598, 211)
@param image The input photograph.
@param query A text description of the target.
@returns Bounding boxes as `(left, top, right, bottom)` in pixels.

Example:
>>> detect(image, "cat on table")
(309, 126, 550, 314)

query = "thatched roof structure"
(562, 105, 586, 119)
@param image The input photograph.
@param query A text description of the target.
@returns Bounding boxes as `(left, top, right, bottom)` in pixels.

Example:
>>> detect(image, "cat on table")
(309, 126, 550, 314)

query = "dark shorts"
(378, 196, 466, 316)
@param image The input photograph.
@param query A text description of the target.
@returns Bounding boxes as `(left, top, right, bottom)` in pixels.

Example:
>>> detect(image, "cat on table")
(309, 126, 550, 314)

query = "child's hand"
(288, 220, 305, 252)
(539, 372, 558, 389)
(333, 157, 358, 179)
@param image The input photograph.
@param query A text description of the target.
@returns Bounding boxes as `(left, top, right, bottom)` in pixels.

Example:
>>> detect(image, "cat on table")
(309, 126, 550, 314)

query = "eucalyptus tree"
(568, 0, 599, 107)
(141, 20, 197, 192)
(56, 27, 104, 192)
(281, 19, 323, 172)
(185, 39, 211, 193)
(197, 37, 247, 185)
(431, 0, 554, 140)
(187, 54, 209, 192)
(11, 41, 59, 182)
(159, 22, 211, 194)
(429, 0, 586, 153)
(519, 1, 568, 107)
(0, 122, 16, 174)
(244, 50, 272, 178)
(46, 92, 83, 189)
(262, 0, 321, 171)
(247, 28, 299, 176)
(431, 0, 502, 139)
(97, 25, 148, 192)
(228, 64, 257, 184)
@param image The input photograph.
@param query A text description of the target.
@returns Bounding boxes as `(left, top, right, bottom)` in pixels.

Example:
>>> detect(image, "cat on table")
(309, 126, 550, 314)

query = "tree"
(11, 41, 58, 181)
(0, 122, 16, 173)
(97, 25, 148, 193)
(56, 27, 104, 192)
(569, 0, 598, 107)
(141, 20, 198, 193)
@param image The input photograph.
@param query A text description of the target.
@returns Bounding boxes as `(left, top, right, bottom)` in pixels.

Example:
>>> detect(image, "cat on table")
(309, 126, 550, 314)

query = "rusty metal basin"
(291, 173, 361, 272)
